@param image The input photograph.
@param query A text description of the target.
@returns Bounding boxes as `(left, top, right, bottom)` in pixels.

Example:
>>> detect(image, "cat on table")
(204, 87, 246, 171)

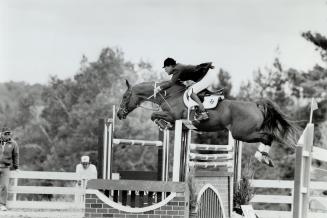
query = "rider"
(154, 57, 216, 121)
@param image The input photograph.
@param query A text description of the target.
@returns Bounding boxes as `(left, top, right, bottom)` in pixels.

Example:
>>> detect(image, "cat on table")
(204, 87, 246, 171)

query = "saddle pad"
(203, 95, 223, 109)
(183, 88, 224, 109)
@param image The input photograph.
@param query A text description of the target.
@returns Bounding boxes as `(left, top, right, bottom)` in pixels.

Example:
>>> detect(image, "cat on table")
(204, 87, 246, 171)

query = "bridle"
(118, 82, 187, 116)
(117, 88, 133, 117)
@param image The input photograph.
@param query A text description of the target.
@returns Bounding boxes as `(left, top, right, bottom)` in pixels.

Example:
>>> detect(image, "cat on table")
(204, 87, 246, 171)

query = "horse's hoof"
(155, 119, 169, 131)
(268, 159, 275, 167)
(262, 156, 275, 168)
(166, 123, 173, 129)
(167, 125, 174, 130)
(255, 151, 275, 167)
(192, 120, 200, 126)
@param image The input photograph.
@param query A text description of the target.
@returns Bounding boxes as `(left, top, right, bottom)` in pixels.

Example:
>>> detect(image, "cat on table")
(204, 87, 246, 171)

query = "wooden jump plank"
(254, 210, 292, 218)
(262, 211, 327, 218)
(86, 189, 177, 213)
(309, 181, 327, 190)
(8, 186, 83, 195)
(113, 138, 163, 146)
(250, 180, 294, 189)
(311, 167, 327, 181)
(308, 212, 327, 218)
(7, 201, 83, 209)
(312, 147, 327, 163)
(311, 168, 327, 183)
(87, 179, 187, 193)
(310, 197, 327, 211)
(189, 161, 232, 168)
(0, 211, 83, 218)
(189, 153, 233, 161)
(190, 143, 233, 151)
(250, 195, 293, 204)
(9, 171, 80, 180)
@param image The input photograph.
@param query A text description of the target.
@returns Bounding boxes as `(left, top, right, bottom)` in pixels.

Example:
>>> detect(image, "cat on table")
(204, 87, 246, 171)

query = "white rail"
(8, 171, 85, 210)
(251, 179, 327, 217)
(190, 143, 233, 151)
(189, 153, 233, 161)
(189, 161, 233, 168)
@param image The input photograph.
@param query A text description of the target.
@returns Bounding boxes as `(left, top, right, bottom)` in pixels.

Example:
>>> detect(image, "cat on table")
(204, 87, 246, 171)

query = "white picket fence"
(251, 179, 327, 218)
(7, 171, 85, 210)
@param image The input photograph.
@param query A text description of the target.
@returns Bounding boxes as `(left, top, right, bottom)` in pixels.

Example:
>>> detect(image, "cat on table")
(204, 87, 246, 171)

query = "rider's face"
(164, 66, 173, 75)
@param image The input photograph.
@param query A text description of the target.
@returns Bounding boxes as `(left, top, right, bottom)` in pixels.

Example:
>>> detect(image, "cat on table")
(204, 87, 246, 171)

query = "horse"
(117, 80, 299, 166)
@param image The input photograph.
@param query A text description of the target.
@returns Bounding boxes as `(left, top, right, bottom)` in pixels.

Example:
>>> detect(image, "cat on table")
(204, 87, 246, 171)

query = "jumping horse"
(117, 80, 299, 166)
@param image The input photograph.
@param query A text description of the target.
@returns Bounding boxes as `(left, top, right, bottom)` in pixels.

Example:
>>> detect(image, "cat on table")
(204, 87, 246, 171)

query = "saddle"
(183, 87, 224, 109)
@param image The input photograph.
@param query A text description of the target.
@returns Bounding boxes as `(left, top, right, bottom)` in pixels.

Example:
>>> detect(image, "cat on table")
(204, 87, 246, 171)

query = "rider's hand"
(154, 86, 162, 94)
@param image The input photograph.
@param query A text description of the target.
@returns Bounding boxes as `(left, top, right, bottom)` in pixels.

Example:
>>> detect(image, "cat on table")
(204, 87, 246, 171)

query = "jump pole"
(172, 120, 184, 182)
(102, 118, 114, 180)
(172, 120, 192, 182)
(161, 129, 170, 182)
(172, 119, 236, 217)
(100, 105, 170, 181)
(292, 123, 314, 218)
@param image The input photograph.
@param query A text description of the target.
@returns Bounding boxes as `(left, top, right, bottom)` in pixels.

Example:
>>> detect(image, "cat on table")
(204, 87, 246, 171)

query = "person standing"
(75, 156, 97, 203)
(0, 127, 19, 211)
(75, 156, 97, 188)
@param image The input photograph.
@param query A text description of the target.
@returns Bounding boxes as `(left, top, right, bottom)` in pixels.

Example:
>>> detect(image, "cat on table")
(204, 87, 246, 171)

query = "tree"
(302, 31, 327, 62)
(39, 47, 162, 172)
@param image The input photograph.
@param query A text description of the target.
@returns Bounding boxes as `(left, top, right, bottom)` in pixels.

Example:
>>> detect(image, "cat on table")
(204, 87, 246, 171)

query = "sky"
(0, 0, 326, 91)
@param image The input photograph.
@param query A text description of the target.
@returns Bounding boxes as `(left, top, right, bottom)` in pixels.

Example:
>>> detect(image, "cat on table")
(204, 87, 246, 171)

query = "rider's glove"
(154, 86, 162, 94)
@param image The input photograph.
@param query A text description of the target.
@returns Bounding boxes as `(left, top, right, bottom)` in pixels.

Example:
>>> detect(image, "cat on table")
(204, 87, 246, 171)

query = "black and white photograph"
(1, 0, 327, 217)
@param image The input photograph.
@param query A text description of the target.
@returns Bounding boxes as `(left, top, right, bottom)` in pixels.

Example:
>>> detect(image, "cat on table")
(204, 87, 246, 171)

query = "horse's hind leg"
(242, 132, 275, 167)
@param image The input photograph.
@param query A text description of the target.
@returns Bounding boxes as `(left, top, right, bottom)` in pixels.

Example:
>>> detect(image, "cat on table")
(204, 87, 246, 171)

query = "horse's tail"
(257, 99, 300, 148)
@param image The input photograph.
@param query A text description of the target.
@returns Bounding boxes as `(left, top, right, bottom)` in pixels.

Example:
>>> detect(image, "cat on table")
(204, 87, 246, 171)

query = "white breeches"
(187, 70, 219, 96)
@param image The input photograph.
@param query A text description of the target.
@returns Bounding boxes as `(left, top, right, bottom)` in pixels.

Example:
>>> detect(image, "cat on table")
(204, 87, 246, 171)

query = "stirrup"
(194, 111, 209, 121)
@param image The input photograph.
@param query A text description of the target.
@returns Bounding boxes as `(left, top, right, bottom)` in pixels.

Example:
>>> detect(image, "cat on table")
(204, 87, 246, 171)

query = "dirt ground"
(0, 209, 84, 218)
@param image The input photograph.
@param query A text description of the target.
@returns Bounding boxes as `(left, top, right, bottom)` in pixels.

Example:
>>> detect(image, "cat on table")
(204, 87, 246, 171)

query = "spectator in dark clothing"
(0, 127, 19, 211)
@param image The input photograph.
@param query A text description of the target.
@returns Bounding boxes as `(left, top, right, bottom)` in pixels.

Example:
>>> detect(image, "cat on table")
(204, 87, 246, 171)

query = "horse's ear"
(125, 80, 131, 89)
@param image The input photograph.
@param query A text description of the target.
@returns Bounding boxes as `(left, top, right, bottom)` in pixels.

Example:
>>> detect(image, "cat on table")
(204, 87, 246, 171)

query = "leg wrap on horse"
(255, 144, 274, 167)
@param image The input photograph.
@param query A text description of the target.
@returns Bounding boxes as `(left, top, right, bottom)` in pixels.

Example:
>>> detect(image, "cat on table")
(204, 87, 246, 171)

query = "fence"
(250, 179, 327, 218)
(7, 171, 85, 209)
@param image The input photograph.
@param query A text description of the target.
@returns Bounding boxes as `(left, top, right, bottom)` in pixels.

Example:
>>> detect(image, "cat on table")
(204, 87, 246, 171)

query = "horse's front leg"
(151, 112, 175, 130)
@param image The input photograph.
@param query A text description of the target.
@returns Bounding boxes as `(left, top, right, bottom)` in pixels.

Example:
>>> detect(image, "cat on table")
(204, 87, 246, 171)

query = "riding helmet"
(163, 58, 176, 68)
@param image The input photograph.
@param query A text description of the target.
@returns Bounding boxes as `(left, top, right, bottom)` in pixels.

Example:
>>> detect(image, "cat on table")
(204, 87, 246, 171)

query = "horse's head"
(117, 80, 145, 120)
(117, 80, 184, 120)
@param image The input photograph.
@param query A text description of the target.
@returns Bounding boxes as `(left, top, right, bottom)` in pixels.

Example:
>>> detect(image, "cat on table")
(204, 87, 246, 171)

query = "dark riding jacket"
(0, 139, 19, 169)
(160, 62, 213, 90)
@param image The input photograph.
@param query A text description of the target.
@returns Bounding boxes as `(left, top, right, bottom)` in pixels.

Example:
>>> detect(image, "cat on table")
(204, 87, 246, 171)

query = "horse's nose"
(117, 111, 122, 119)
(117, 110, 125, 120)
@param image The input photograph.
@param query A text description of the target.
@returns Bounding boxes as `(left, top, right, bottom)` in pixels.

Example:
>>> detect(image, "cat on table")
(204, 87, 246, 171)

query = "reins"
(141, 83, 187, 113)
